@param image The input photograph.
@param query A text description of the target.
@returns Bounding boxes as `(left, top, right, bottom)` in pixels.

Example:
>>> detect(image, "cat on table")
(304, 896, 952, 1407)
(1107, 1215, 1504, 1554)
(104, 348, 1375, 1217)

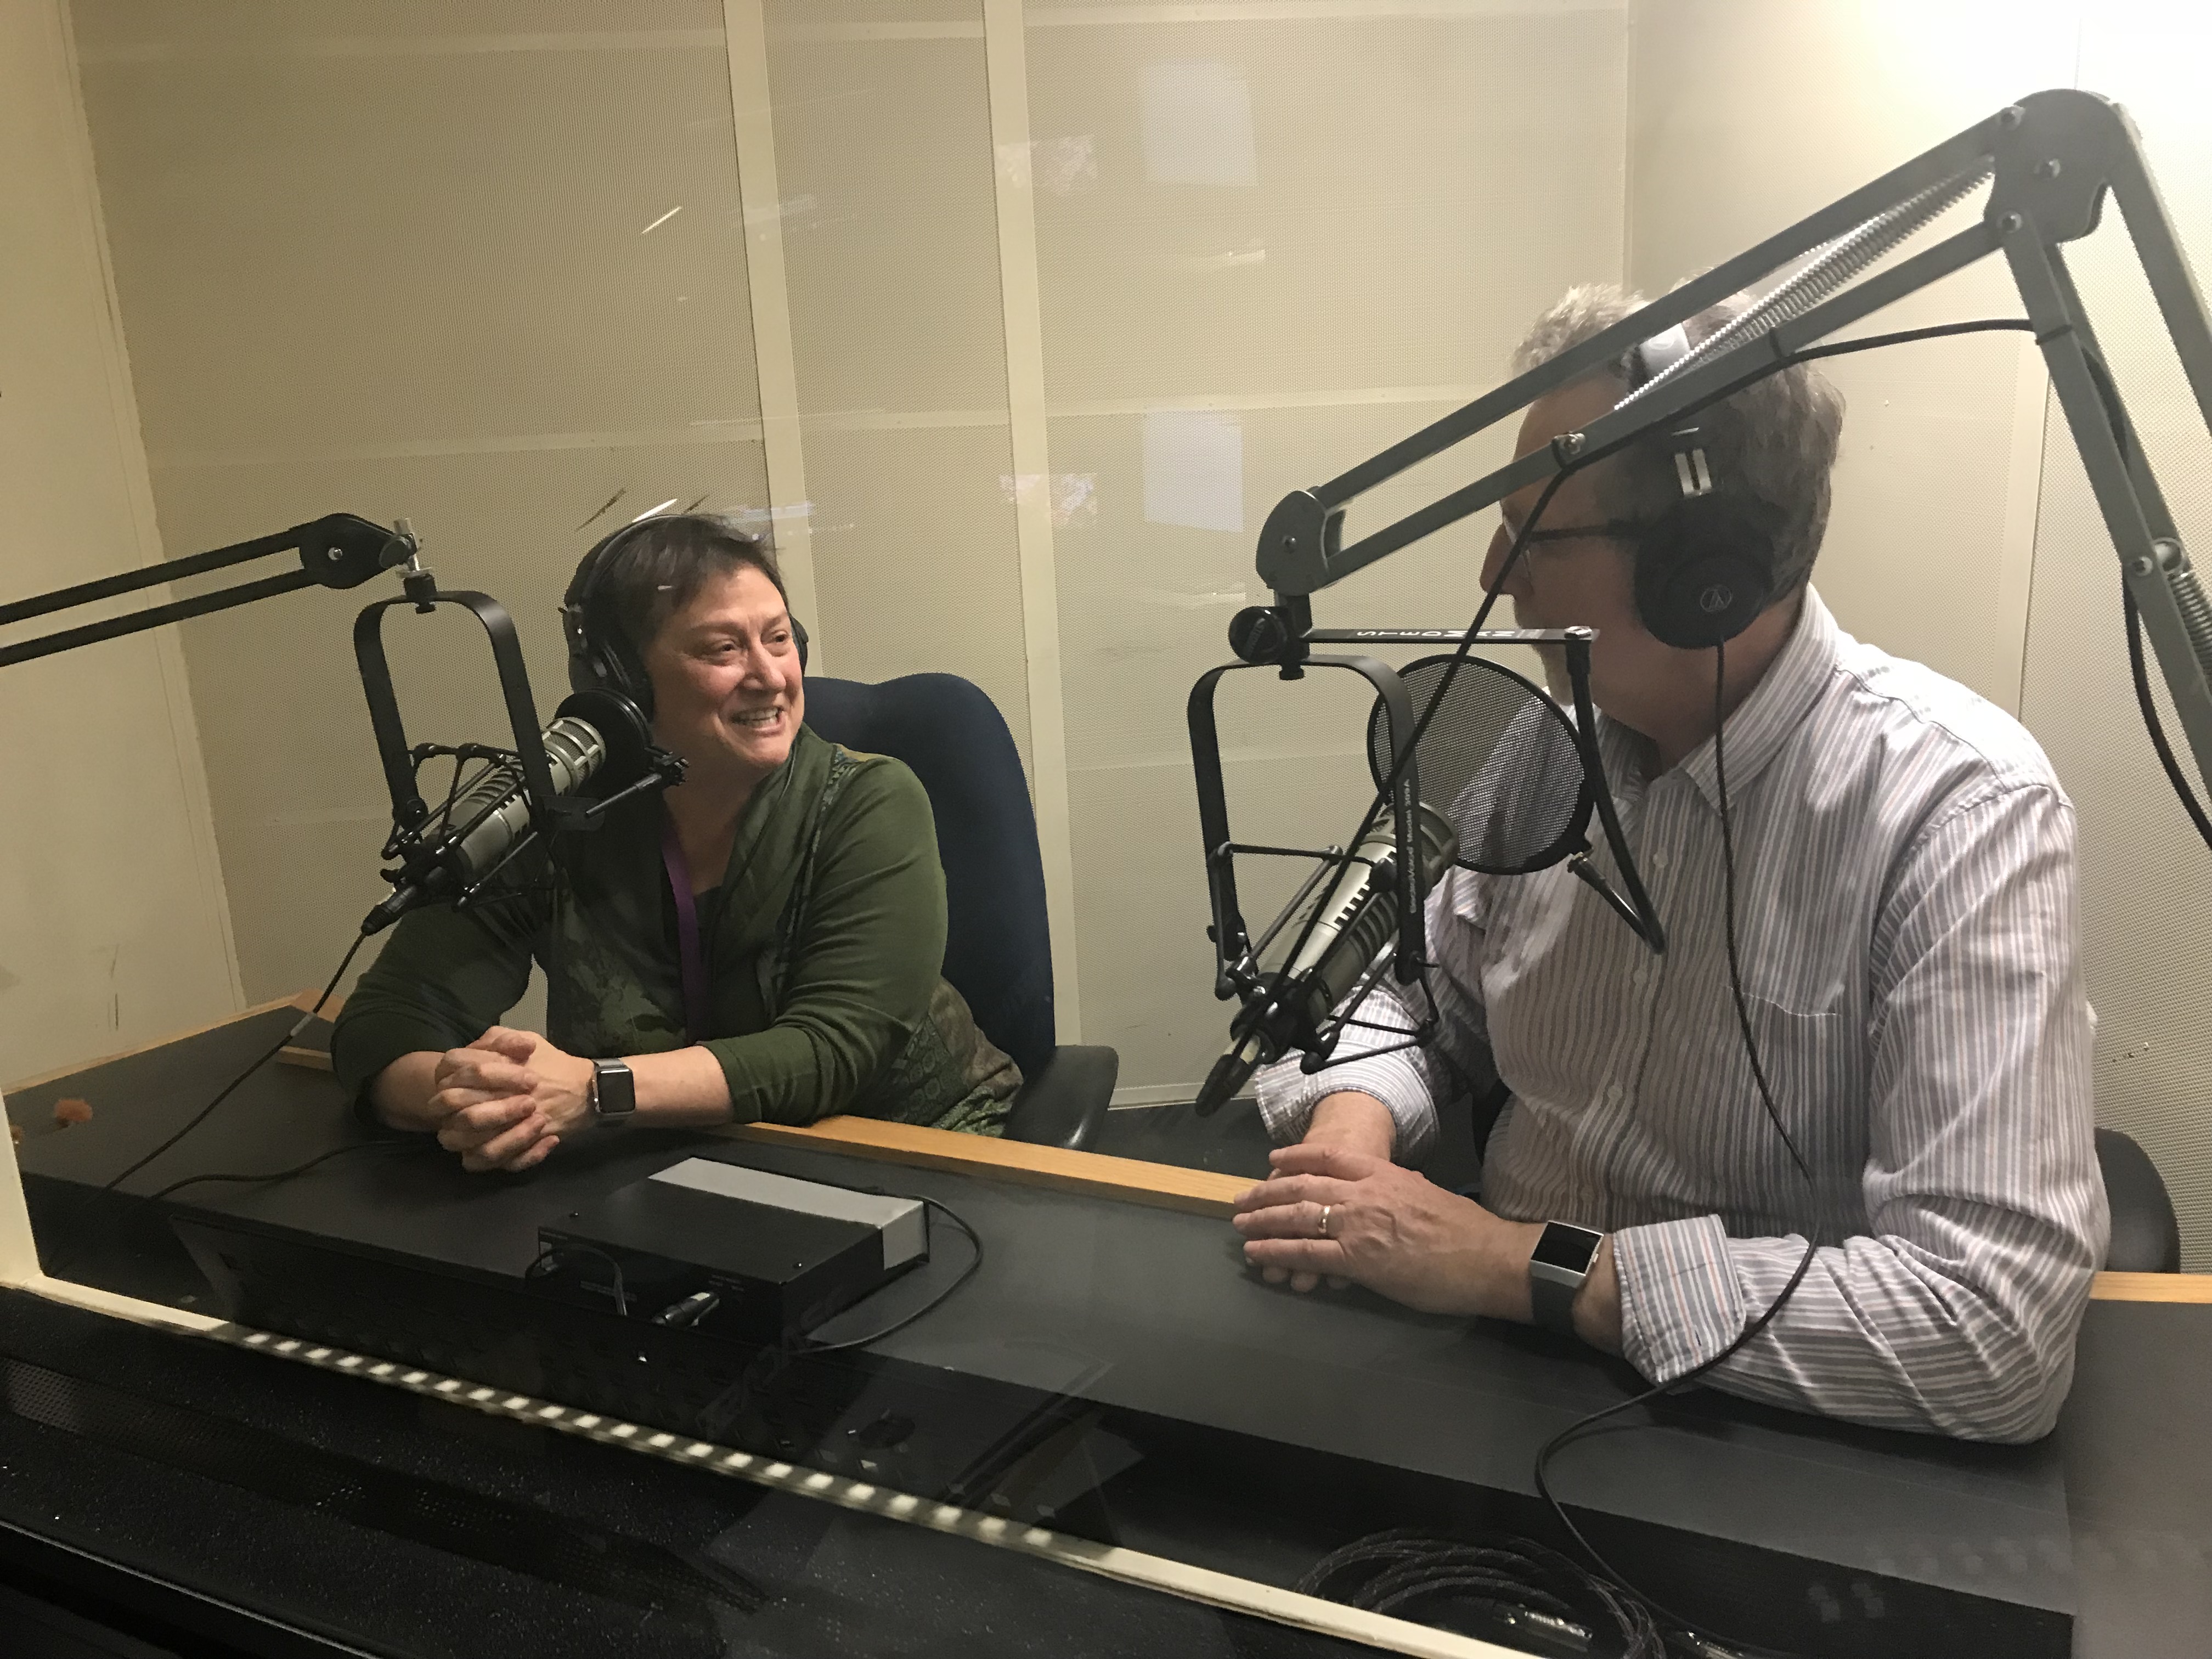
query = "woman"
(331, 514, 1018, 1172)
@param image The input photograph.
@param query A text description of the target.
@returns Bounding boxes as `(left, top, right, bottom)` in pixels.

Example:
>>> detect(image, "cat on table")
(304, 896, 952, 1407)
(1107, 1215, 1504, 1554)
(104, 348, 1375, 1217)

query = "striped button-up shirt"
(1256, 589, 2108, 1442)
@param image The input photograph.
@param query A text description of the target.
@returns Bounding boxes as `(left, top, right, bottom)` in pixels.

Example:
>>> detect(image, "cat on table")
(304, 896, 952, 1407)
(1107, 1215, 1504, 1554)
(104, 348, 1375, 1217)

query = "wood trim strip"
(2090, 1270, 2212, 1304)
(740, 1124, 2212, 1300)
(719, 1116, 1250, 1217)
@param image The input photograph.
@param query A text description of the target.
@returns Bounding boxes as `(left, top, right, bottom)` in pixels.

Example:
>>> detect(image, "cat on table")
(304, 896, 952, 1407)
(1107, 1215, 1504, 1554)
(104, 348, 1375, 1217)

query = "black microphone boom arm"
(1244, 87, 2212, 806)
(0, 514, 412, 670)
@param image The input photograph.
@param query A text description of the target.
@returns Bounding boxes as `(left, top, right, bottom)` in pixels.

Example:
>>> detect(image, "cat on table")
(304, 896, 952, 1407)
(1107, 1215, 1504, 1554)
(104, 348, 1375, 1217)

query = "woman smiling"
(331, 514, 1018, 1172)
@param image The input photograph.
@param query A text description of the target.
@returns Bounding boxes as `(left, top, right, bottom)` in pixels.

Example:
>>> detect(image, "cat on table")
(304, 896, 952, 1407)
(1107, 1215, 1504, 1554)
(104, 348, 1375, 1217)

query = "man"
(1231, 285, 2109, 1443)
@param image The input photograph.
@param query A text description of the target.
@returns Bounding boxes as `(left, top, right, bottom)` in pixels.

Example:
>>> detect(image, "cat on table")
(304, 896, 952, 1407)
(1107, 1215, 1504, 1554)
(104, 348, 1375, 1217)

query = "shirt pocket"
(1725, 996, 1861, 1209)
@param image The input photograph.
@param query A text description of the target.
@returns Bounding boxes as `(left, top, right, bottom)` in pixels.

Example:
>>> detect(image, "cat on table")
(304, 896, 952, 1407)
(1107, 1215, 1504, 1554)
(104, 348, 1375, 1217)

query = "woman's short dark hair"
(597, 512, 787, 655)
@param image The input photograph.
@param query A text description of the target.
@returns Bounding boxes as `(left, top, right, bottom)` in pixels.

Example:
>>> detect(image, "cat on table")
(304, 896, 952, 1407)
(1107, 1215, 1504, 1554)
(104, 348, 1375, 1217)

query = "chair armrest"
(1001, 1045, 1119, 1152)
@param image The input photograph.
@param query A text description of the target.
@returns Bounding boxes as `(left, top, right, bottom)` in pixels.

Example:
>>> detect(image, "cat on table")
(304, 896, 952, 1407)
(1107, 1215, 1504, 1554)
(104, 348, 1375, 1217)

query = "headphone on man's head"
(561, 513, 810, 719)
(1618, 324, 1787, 650)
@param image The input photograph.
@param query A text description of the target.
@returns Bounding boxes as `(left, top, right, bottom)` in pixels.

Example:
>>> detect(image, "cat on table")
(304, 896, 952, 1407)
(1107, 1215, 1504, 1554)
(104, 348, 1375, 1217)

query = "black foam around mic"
(1363, 653, 1590, 876)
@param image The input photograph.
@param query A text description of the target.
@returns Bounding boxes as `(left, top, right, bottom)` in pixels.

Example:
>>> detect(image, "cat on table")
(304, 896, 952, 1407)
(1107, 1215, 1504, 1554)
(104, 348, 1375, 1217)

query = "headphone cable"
(1528, 643, 1821, 1656)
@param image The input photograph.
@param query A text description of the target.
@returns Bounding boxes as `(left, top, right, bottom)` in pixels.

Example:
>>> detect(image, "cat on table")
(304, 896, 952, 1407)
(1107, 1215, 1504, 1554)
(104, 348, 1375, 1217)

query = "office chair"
(2097, 1127, 2182, 1274)
(804, 673, 1118, 1151)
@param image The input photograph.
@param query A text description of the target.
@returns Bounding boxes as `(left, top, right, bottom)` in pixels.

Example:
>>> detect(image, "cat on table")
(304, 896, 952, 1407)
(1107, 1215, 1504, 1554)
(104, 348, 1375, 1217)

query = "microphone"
(1194, 804, 1458, 1115)
(362, 691, 656, 934)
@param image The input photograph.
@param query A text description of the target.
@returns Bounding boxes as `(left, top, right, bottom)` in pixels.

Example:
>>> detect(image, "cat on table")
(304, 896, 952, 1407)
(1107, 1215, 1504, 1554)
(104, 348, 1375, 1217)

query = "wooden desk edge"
(15, 1011, 2208, 1303)
(2090, 1270, 2212, 1303)
(719, 1116, 1249, 1218)
(729, 1122, 2212, 1300)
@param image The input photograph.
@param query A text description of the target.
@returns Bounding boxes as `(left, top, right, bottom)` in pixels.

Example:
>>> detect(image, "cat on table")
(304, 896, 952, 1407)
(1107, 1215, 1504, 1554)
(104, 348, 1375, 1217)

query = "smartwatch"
(1528, 1221, 1604, 1336)
(589, 1057, 636, 1125)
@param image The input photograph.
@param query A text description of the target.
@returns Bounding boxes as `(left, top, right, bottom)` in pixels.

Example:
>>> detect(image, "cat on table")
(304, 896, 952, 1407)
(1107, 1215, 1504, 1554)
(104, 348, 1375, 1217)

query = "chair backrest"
(803, 673, 1056, 1076)
(2095, 1126, 2183, 1274)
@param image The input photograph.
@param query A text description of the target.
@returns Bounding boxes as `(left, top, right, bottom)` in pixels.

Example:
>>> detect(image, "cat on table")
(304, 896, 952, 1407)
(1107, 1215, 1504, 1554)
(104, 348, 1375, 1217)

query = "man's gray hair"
(1511, 283, 1846, 596)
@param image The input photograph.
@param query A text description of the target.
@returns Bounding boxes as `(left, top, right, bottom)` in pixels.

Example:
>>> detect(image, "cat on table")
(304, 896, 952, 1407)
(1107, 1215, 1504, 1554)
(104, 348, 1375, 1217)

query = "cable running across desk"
(100, 930, 368, 1194)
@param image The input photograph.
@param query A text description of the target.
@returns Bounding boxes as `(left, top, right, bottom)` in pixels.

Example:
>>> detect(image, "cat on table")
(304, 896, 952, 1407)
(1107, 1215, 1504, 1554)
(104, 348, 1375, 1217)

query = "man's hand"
(426, 1027, 595, 1173)
(1232, 1142, 1542, 1318)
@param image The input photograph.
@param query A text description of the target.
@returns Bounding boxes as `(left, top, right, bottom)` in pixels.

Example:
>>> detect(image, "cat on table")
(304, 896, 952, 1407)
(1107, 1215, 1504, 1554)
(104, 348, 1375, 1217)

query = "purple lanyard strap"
(659, 816, 712, 1044)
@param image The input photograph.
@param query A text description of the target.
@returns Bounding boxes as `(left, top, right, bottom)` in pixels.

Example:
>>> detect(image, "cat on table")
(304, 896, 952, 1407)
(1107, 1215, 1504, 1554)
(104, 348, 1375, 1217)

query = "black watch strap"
(1528, 1221, 1604, 1336)
(590, 1058, 636, 1124)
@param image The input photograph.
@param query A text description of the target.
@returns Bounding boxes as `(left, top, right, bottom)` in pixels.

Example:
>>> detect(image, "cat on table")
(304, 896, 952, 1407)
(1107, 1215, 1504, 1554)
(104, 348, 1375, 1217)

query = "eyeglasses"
(1506, 518, 1649, 546)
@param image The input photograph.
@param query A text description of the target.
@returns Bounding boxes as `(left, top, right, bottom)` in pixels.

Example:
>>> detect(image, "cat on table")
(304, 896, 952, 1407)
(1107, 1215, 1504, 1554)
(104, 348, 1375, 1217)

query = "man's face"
(1477, 378, 1674, 716)
(642, 563, 805, 787)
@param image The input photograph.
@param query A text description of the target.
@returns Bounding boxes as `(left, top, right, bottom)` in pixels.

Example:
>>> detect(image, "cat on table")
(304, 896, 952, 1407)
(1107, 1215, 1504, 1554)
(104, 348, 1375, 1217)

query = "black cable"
(799, 1197, 984, 1355)
(2125, 572, 2212, 855)
(529, 1242, 631, 1318)
(1298, 1527, 1667, 1658)
(145, 1138, 417, 1203)
(101, 928, 370, 1194)
(1711, 642, 1812, 1184)
(1258, 466, 1577, 995)
(1527, 648, 1821, 1656)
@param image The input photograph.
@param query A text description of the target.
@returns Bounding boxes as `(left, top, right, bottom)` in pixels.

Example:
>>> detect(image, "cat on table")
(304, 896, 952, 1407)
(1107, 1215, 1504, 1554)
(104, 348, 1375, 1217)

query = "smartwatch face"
(1532, 1223, 1601, 1272)
(592, 1059, 636, 1116)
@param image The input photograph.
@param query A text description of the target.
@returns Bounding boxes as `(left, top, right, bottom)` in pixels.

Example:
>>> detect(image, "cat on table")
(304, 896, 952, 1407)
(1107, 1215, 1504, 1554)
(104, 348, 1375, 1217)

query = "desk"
(8, 1004, 2209, 1659)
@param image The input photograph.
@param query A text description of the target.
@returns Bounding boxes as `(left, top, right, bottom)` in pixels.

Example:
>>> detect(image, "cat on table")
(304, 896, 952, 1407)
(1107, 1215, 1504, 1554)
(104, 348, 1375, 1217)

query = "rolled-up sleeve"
(1611, 784, 2108, 1443)
(1252, 871, 1490, 1166)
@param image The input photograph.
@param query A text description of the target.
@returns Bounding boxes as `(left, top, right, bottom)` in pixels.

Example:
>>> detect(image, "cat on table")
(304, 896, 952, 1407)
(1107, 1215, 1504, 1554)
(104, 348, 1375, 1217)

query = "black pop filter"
(1365, 654, 1591, 876)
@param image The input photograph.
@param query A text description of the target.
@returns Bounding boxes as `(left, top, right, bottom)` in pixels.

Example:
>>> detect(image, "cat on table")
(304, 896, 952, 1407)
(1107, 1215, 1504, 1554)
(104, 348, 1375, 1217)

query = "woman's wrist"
(368, 1052, 446, 1132)
(626, 1045, 738, 1127)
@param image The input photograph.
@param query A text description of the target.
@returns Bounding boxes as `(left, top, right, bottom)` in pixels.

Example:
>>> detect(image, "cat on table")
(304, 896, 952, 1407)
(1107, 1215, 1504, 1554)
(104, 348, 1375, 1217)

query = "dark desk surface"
(10, 1008, 2211, 1659)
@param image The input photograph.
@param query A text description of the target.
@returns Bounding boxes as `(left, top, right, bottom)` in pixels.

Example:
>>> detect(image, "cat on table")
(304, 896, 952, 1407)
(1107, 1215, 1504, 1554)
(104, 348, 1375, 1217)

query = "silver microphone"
(363, 710, 617, 934)
(1193, 803, 1458, 1114)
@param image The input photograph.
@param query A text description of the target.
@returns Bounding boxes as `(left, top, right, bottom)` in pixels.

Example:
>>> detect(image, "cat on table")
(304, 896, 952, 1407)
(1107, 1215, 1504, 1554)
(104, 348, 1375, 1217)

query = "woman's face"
(641, 563, 805, 792)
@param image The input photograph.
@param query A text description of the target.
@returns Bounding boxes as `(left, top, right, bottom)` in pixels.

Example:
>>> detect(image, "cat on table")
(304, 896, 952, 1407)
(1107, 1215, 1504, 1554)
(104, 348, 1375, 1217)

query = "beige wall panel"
(1031, 7, 1627, 1090)
(1053, 396, 1570, 1091)
(0, 0, 240, 1082)
(71, 0, 729, 54)
(2021, 8, 2212, 1269)
(760, 8, 1032, 762)
(800, 426, 1032, 760)
(1025, 7, 1629, 407)
(72, 0, 776, 1004)
(149, 439, 768, 1002)
(74, 1, 761, 459)
(763, 15, 1013, 418)
(1625, 0, 2079, 712)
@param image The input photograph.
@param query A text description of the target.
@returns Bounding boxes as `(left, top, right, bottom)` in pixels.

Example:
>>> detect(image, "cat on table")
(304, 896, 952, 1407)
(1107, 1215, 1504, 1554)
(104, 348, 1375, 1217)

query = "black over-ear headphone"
(1621, 325, 1786, 650)
(561, 513, 810, 719)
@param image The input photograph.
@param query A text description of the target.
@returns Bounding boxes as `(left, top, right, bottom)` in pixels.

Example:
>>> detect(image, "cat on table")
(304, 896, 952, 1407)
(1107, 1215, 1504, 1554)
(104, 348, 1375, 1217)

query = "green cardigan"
(331, 726, 1017, 1134)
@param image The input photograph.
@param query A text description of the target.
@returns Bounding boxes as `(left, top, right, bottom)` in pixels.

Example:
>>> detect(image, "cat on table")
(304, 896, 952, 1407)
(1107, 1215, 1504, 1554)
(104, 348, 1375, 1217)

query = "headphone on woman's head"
(1620, 325, 1787, 650)
(560, 514, 810, 719)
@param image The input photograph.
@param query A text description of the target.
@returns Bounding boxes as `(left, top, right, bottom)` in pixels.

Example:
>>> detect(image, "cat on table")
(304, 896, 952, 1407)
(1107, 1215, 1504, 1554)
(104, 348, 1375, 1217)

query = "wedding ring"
(1317, 1204, 1332, 1239)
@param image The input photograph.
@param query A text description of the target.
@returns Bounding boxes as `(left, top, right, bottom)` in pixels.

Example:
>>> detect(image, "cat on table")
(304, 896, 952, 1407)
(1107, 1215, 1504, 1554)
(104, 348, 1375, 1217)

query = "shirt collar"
(1598, 586, 1841, 808)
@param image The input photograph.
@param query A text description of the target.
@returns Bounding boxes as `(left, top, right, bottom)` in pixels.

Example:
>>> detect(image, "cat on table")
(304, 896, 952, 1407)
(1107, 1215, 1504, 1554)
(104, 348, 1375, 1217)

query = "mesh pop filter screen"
(1365, 654, 1590, 874)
